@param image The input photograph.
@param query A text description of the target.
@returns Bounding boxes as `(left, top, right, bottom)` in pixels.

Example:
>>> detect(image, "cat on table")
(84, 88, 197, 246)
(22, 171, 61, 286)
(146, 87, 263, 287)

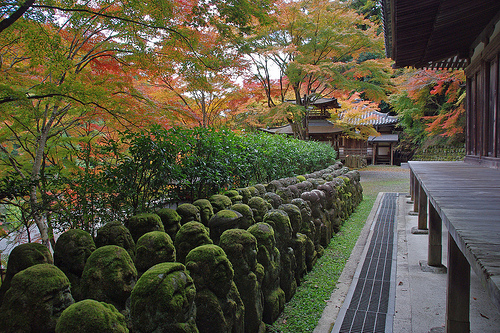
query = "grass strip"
(268, 193, 377, 332)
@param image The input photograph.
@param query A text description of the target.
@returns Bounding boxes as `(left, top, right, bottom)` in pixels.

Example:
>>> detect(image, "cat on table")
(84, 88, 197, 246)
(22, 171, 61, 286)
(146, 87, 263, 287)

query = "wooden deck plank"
(408, 161, 500, 313)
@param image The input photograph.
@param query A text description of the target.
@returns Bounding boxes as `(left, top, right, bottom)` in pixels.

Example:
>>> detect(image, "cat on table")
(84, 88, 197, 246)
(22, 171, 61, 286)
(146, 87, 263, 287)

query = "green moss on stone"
(56, 299, 128, 333)
(0, 264, 73, 333)
(95, 221, 135, 259)
(208, 194, 232, 213)
(135, 231, 175, 275)
(127, 213, 164, 243)
(0, 242, 53, 304)
(81, 245, 137, 311)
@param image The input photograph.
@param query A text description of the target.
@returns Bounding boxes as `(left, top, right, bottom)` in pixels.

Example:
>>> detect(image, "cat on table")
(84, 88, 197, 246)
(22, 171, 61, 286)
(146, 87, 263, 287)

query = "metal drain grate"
(332, 193, 398, 333)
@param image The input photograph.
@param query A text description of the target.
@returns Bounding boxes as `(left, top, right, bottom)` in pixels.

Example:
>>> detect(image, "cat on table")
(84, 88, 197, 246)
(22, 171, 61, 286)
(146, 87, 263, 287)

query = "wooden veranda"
(409, 161, 500, 331)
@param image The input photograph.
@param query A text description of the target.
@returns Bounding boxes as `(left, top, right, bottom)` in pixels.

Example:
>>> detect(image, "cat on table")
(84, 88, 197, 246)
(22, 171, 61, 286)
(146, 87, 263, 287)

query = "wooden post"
(418, 183, 427, 230)
(410, 170, 415, 201)
(446, 234, 470, 333)
(413, 178, 419, 213)
(390, 143, 394, 165)
(428, 202, 442, 266)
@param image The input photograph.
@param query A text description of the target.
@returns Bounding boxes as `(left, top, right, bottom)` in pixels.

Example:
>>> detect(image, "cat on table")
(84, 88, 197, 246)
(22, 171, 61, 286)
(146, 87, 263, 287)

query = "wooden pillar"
(410, 170, 415, 202)
(372, 143, 376, 165)
(446, 234, 470, 333)
(418, 183, 428, 230)
(390, 143, 394, 165)
(413, 177, 419, 213)
(428, 202, 442, 266)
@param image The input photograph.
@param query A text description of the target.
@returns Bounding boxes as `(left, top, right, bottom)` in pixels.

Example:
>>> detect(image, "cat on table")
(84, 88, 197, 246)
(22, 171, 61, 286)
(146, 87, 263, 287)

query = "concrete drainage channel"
(332, 192, 398, 333)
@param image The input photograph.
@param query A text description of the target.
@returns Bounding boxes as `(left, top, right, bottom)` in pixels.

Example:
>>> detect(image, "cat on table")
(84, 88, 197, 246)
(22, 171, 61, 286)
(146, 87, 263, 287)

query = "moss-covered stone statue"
(263, 192, 283, 209)
(208, 194, 232, 213)
(301, 191, 330, 247)
(130, 262, 198, 333)
(56, 299, 128, 333)
(247, 223, 284, 324)
(230, 203, 255, 228)
(174, 222, 213, 264)
(278, 204, 307, 284)
(135, 231, 176, 277)
(95, 221, 135, 260)
(262, 209, 297, 302)
(318, 183, 341, 233)
(223, 190, 243, 205)
(185, 245, 244, 333)
(253, 184, 267, 196)
(193, 199, 214, 227)
(291, 197, 321, 262)
(0, 264, 74, 333)
(247, 196, 271, 223)
(127, 213, 165, 243)
(0, 242, 53, 305)
(237, 188, 252, 204)
(156, 208, 182, 241)
(176, 203, 201, 225)
(207, 209, 244, 244)
(54, 229, 96, 301)
(220, 229, 265, 333)
(81, 245, 137, 313)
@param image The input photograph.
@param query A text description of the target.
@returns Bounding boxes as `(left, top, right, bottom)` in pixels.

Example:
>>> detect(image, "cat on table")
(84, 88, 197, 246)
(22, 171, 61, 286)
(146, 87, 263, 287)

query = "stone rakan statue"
(134, 231, 176, 277)
(95, 221, 136, 260)
(81, 245, 137, 313)
(262, 209, 297, 302)
(174, 222, 213, 264)
(193, 199, 214, 227)
(220, 229, 266, 333)
(54, 229, 96, 301)
(185, 244, 244, 333)
(0, 264, 74, 333)
(130, 262, 198, 333)
(156, 208, 183, 242)
(248, 223, 285, 324)
(56, 299, 128, 333)
(0, 242, 53, 305)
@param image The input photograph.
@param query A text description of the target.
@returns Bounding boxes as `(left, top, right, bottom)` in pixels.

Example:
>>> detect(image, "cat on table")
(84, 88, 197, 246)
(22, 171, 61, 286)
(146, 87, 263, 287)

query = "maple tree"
(239, 0, 392, 138)
(389, 69, 466, 149)
(0, 1, 274, 246)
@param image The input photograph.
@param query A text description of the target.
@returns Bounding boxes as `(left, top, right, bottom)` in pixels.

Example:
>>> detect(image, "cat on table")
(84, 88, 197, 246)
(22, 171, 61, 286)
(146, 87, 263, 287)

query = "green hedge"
(53, 126, 337, 231)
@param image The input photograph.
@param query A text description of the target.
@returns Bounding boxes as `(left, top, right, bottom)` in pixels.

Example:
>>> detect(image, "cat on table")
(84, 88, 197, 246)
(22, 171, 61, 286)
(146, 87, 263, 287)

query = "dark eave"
(382, 0, 500, 69)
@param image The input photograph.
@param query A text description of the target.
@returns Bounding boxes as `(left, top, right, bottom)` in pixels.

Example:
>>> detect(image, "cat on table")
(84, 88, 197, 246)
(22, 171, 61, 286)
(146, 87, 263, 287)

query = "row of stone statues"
(0, 163, 362, 333)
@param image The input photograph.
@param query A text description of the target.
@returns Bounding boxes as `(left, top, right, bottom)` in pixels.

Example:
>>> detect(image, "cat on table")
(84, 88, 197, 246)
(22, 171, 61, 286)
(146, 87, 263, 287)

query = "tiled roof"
(341, 110, 399, 126)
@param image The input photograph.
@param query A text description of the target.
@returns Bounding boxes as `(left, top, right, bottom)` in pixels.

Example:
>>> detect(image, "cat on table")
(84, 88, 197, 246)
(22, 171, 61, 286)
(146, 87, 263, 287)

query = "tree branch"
(0, 0, 35, 33)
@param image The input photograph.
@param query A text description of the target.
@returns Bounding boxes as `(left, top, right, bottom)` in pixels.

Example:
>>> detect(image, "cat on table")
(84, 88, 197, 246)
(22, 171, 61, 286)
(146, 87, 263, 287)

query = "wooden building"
(382, 0, 500, 331)
(263, 102, 399, 165)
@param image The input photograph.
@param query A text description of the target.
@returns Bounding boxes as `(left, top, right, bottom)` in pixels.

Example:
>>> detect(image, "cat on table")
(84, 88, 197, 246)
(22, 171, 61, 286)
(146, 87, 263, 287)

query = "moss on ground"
(267, 194, 376, 332)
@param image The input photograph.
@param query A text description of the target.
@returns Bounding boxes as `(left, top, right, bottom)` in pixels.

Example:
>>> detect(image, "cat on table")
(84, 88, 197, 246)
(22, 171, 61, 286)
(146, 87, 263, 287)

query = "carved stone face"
(248, 197, 270, 223)
(0, 264, 74, 333)
(263, 209, 293, 250)
(220, 229, 258, 273)
(131, 262, 196, 331)
(54, 229, 96, 277)
(135, 231, 176, 275)
(81, 245, 137, 310)
(193, 199, 214, 226)
(174, 222, 213, 264)
(279, 203, 302, 236)
(177, 203, 201, 225)
(156, 208, 182, 240)
(185, 245, 234, 299)
(95, 221, 135, 259)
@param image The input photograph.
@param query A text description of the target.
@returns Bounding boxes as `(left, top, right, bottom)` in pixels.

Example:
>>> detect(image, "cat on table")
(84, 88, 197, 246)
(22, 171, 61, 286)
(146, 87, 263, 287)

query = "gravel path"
(359, 165, 410, 197)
